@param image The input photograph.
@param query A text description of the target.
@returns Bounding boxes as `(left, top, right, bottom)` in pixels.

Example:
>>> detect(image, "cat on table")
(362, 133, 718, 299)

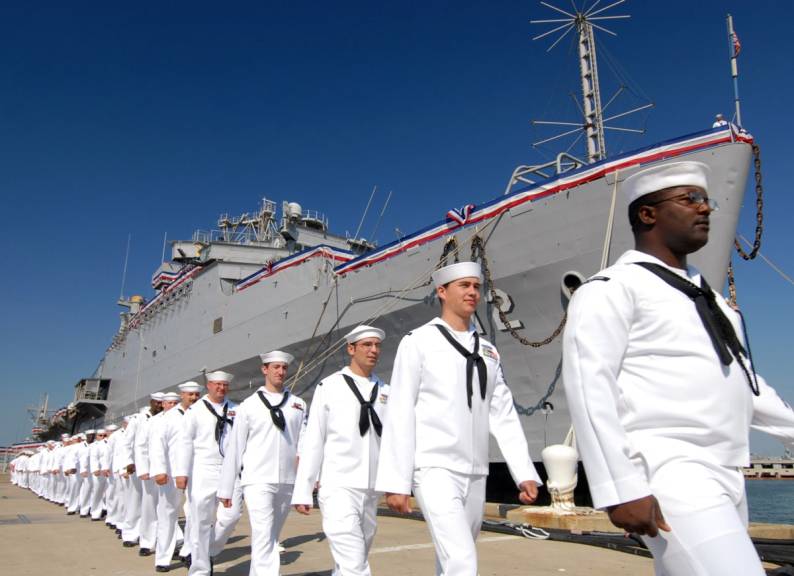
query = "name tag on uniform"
(291, 402, 304, 411)
(228, 410, 236, 418)
(378, 393, 388, 404)
(481, 345, 499, 361)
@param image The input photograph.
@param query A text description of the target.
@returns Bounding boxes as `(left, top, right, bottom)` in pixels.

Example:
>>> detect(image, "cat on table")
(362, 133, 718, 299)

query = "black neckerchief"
(202, 399, 233, 455)
(342, 374, 383, 437)
(634, 261, 759, 395)
(257, 389, 289, 431)
(178, 407, 185, 415)
(435, 324, 487, 409)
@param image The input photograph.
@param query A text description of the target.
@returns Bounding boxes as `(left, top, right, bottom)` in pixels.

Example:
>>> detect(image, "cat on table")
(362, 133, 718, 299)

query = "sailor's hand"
(518, 480, 539, 505)
(154, 474, 168, 486)
(294, 504, 311, 515)
(140, 473, 150, 480)
(385, 493, 412, 514)
(126, 464, 136, 475)
(175, 476, 188, 490)
(219, 498, 232, 508)
(607, 495, 671, 537)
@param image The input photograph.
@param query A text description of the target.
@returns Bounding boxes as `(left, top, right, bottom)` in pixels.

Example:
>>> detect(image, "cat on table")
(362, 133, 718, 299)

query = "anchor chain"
(437, 235, 460, 269)
(470, 235, 567, 348)
(728, 142, 765, 307)
(734, 143, 764, 261)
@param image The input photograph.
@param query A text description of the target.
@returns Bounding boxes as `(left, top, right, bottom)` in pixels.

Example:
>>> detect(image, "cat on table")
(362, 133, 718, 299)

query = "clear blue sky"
(2, 1, 792, 454)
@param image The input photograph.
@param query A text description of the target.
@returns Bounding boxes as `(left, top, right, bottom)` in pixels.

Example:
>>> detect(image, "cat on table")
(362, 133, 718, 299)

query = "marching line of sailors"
(9, 162, 794, 576)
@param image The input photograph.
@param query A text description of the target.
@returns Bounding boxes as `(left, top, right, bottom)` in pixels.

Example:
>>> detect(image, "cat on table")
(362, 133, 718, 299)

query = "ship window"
(213, 317, 223, 334)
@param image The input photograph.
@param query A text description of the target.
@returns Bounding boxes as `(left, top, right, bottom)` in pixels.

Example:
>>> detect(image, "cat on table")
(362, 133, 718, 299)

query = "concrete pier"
(0, 474, 658, 575)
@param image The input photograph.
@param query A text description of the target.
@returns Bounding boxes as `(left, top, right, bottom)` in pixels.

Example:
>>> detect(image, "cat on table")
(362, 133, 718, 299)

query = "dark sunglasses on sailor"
(646, 189, 719, 211)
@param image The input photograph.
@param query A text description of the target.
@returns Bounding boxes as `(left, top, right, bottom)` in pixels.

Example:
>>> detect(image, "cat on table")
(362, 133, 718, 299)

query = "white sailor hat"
(178, 381, 203, 392)
(84, 429, 96, 435)
(150, 392, 165, 401)
(161, 392, 180, 402)
(259, 351, 294, 365)
(623, 161, 710, 205)
(205, 370, 234, 383)
(105, 424, 119, 431)
(344, 325, 385, 344)
(60, 433, 70, 439)
(77, 433, 86, 440)
(431, 261, 483, 288)
(96, 428, 107, 435)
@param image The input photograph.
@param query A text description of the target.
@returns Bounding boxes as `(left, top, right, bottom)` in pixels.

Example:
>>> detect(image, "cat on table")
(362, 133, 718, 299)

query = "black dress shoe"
(139, 548, 153, 557)
(91, 517, 103, 522)
(66, 511, 76, 516)
(179, 555, 191, 568)
(122, 541, 137, 548)
(155, 566, 170, 573)
(115, 528, 122, 535)
(79, 514, 88, 518)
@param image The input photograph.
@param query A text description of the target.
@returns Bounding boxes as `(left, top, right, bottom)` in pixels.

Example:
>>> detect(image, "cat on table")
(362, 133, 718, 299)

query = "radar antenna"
(530, 0, 652, 163)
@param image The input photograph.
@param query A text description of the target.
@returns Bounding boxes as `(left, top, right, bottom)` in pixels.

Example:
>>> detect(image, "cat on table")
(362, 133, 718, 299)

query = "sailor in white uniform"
(376, 261, 541, 576)
(89, 428, 110, 520)
(78, 431, 96, 517)
(292, 325, 389, 576)
(65, 434, 83, 514)
(218, 352, 307, 576)
(148, 391, 183, 571)
(121, 394, 162, 547)
(136, 392, 165, 556)
(174, 371, 242, 576)
(103, 424, 121, 529)
(114, 415, 136, 542)
(562, 161, 794, 576)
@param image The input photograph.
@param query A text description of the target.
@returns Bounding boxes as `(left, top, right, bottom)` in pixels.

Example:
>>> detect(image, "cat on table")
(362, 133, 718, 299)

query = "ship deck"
(3, 474, 788, 575)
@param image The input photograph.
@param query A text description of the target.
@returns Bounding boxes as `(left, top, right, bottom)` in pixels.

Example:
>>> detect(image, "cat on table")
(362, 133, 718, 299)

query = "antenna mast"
(531, 1, 650, 164)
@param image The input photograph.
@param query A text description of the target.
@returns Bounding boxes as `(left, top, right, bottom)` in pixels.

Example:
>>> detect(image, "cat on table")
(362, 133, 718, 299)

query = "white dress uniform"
(90, 438, 109, 519)
(376, 317, 541, 576)
(121, 411, 147, 544)
(78, 440, 94, 516)
(104, 431, 119, 527)
(174, 395, 243, 576)
(218, 387, 307, 576)
(292, 367, 389, 576)
(110, 426, 129, 529)
(149, 405, 188, 568)
(136, 410, 161, 550)
(28, 450, 42, 495)
(66, 441, 82, 513)
(563, 249, 794, 576)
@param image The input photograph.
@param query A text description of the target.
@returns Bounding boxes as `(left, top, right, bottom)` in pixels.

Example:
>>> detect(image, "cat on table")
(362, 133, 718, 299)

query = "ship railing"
(504, 152, 586, 194)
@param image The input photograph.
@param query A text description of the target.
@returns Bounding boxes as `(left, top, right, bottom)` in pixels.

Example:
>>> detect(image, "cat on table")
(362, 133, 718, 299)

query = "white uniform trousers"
(155, 480, 184, 567)
(67, 474, 81, 513)
(139, 478, 160, 549)
(179, 490, 193, 558)
(188, 466, 243, 576)
(413, 468, 487, 576)
(105, 476, 118, 525)
(318, 486, 379, 576)
(90, 475, 107, 519)
(243, 483, 293, 576)
(122, 475, 143, 543)
(114, 475, 131, 534)
(640, 459, 764, 576)
(79, 475, 93, 516)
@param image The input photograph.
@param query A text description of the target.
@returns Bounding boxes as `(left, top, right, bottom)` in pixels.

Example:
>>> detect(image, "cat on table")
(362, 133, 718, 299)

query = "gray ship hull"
(96, 128, 753, 461)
